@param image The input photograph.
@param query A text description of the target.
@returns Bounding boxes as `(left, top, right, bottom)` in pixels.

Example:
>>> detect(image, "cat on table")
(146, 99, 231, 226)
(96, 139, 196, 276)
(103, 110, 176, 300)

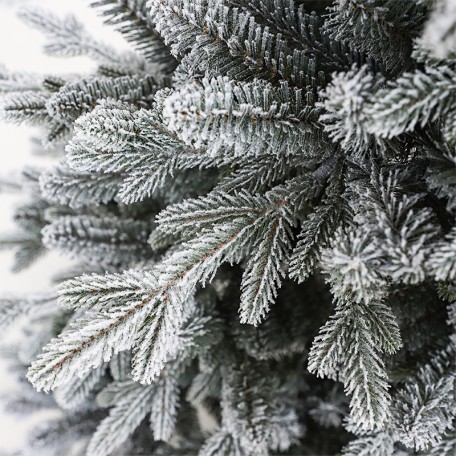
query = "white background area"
(0, 1, 131, 452)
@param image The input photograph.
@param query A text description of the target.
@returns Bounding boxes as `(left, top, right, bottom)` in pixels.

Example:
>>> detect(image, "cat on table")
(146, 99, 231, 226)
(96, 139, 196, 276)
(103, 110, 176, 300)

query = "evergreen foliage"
(0, 0, 455, 454)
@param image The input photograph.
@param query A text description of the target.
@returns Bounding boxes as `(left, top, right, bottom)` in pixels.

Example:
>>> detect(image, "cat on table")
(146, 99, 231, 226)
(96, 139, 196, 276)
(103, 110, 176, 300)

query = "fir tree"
(0, 1, 455, 455)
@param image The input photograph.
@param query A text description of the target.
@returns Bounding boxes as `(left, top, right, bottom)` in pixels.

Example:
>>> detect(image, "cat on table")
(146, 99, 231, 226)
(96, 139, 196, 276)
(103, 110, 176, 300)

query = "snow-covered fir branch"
(0, 0, 454, 454)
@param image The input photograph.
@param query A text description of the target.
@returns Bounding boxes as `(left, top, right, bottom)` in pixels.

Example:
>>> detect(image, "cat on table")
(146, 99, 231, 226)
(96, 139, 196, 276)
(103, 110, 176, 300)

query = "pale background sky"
(0, 1, 131, 452)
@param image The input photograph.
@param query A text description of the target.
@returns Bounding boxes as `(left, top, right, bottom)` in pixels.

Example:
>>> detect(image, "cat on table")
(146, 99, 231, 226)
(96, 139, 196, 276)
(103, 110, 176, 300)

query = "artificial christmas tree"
(0, 0, 454, 454)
